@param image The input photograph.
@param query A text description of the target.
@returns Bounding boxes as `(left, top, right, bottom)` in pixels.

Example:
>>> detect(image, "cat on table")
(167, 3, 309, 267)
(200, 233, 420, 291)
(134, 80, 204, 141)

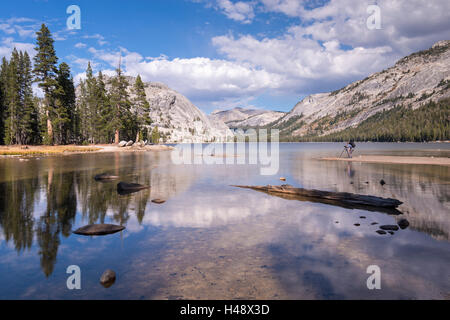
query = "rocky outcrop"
(270, 40, 450, 137)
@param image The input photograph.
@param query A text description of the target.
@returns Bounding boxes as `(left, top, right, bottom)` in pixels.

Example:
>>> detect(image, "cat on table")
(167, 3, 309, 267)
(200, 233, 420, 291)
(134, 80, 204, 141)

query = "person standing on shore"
(345, 140, 356, 158)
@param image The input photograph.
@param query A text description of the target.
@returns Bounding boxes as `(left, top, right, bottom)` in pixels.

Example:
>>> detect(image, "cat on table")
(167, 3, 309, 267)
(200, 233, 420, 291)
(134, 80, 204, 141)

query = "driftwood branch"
(233, 184, 403, 214)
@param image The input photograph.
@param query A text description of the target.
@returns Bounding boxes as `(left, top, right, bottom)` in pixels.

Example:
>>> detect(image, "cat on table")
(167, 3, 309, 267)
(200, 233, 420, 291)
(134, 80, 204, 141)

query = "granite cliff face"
(210, 107, 285, 128)
(141, 81, 232, 142)
(270, 40, 450, 137)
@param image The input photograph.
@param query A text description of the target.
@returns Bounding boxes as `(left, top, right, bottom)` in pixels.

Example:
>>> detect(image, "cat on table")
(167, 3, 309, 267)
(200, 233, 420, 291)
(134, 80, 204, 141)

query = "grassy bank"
(0, 145, 101, 156)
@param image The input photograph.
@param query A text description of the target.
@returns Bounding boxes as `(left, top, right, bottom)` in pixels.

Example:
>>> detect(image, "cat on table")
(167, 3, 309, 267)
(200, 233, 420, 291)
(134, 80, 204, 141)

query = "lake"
(0, 142, 449, 299)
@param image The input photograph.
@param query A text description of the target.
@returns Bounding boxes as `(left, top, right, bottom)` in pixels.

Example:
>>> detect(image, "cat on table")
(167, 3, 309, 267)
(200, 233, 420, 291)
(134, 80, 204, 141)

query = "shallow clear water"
(0, 143, 449, 299)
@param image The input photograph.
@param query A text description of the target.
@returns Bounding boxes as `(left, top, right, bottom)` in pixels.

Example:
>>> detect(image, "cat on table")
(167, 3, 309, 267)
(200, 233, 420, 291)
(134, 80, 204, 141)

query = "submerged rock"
(152, 199, 166, 204)
(117, 182, 150, 195)
(388, 231, 395, 235)
(376, 230, 387, 235)
(118, 141, 127, 147)
(371, 222, 378, 225)
(100, 269, 116, 288)
(73, 224, 125, 236)
(380, 179, 386, 186)
(380, 225, 399, 231)
(354, 223, 360, 226)
(360, 216, 366, 219)
(398, 218, 410, 229)
(94, 173, 119, 181)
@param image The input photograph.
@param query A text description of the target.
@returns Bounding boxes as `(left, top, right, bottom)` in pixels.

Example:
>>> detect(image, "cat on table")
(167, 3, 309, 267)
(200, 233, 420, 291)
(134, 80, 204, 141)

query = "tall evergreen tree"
(84, 62, 98, 143)
(19, 51, 40, 144)
(108, 58, 131, 143)
(33, 24, 58, 145)
(75, 79, 87, 143)
(133, 75, 152, 142)
(53, 62, 76, 144)
(96, 71, 112, 143)
(0, 57, 8, 145)
(4, 49, 21, 144)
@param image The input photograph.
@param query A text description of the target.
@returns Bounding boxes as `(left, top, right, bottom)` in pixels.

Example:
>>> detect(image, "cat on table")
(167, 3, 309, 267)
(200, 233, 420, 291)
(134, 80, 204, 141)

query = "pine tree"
(151, 126, 160, 144)
(108, 58, 131, 143)
(85, 62, 98, 143)
(0, 57, 8, 145)
(33, 24, 58, 145)
(19, 51, 40, 144)
(4, 49, 21, 144)
(96, 71, 112, 143)
(133, 75, 152, 142)
(76, 80, 87, 143)
(53, 62, 76, 144)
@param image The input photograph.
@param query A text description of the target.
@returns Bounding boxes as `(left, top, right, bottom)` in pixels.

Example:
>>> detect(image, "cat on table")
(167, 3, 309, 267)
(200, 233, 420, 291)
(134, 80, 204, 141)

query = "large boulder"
(126, 140, 134, 147)
(118, 141, 127, 147)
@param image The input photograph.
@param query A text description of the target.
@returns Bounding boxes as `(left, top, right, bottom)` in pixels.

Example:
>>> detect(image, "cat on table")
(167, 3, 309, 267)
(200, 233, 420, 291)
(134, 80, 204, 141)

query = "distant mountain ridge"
(211, 107, 285, 128)
(269, 40, 450, 140)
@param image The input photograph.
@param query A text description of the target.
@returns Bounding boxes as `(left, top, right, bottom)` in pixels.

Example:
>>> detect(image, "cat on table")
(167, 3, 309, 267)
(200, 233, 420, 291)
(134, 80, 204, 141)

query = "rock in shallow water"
(398, 218, 410, 229)
(117, 182, 150, 195)
(380, 225, 399, 231)
(376, 230, 387, 235)
(73, 224, 125, 236)
(100, 269, 116, 288)
(152, 199, 166, 204)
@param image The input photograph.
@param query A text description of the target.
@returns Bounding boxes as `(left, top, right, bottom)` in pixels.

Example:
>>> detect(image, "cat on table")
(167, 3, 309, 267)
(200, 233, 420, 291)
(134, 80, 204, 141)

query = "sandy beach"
(321, 155, 450, 166)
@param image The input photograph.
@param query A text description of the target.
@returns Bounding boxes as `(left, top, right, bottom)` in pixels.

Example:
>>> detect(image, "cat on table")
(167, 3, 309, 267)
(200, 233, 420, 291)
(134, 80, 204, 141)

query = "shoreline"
(321, 155, 450, 166)
(0, 144, 174, 158)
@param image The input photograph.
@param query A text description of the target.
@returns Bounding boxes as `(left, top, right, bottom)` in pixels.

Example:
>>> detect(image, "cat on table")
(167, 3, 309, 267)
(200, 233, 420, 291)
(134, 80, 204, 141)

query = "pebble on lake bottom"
(100, 269, 116, 288)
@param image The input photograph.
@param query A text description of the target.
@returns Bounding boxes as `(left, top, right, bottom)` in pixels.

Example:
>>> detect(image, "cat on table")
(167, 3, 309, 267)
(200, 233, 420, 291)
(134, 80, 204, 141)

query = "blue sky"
(1, 0, 450, 113)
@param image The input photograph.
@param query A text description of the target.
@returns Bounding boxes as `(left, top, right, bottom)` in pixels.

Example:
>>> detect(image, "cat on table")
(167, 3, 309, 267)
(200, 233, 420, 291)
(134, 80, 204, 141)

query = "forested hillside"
(298, 98, 449, 142)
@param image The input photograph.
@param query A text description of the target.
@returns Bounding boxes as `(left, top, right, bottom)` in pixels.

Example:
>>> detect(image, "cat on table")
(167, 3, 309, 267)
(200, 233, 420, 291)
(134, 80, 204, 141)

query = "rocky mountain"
(210, 107, 285, 128)
(140, 81, 232, 143)
(270, 40, 450, 139)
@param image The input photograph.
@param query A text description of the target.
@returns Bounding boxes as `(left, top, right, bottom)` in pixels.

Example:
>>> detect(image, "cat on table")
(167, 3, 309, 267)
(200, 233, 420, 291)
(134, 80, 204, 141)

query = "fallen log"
(233, 184, 403, 213)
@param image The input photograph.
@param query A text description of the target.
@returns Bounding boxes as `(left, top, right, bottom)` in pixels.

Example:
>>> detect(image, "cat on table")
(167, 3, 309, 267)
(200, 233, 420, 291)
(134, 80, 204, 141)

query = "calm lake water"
(0, 143, 449, 300)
